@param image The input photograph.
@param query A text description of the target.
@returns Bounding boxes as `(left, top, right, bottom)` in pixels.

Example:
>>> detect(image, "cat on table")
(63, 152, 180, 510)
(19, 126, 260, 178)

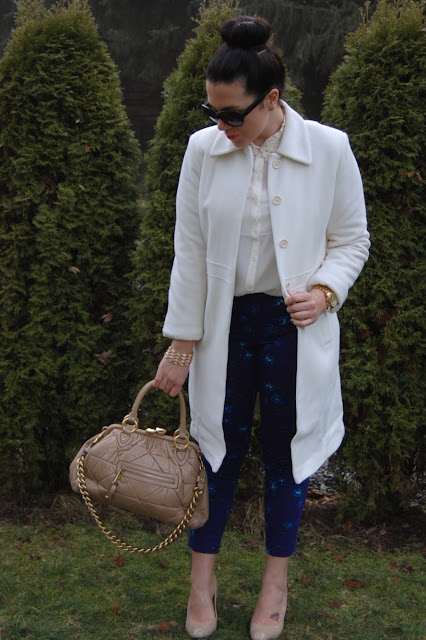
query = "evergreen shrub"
(129, 0, 303, 459)
(322, 0, 425, 521)
(0, 0, 141, 497)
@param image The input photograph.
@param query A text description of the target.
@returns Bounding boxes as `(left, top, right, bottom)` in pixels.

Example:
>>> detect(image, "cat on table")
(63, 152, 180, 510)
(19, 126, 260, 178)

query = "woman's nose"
(217, 119, 228, 131)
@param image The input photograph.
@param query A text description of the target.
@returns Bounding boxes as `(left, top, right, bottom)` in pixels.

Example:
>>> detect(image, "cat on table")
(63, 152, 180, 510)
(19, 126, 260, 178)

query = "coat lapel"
(277, 102, 312, 165)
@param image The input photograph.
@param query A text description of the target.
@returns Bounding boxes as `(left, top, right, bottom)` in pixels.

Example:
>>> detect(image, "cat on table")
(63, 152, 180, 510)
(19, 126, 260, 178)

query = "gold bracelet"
(164, 346, 193, 367)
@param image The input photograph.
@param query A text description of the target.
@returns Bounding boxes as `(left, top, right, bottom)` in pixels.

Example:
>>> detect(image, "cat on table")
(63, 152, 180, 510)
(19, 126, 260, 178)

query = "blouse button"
(279, 239, 288, 248)
(272, 195, 282, 205)
(272, 160, 281, 169)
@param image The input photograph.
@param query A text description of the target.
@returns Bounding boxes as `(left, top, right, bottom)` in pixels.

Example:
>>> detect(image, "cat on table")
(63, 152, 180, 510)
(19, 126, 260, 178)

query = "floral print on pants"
(189, 293, 309, 557)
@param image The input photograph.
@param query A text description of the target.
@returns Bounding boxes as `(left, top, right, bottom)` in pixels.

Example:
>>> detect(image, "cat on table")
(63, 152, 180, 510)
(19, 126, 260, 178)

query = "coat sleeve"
(163, 134, 207, 340)
(308, 132, 370, 311)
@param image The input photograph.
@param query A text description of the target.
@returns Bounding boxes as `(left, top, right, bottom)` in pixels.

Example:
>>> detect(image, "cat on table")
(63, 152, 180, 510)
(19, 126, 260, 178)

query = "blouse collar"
(250, 108, 286, 161)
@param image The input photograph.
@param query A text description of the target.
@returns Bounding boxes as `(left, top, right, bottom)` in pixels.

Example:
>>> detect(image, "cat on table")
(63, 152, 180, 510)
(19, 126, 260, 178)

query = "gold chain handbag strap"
(76, 452, 205, 554)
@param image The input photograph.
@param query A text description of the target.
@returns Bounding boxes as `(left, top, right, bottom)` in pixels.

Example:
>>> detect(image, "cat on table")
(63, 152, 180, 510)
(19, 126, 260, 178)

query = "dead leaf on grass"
(318, 610, 333, 619)
(246, 539, 259, 549)
(54, 540, 69, 548)
(113, 555, 124, 566)
(226, 597, 242, 607)
(401, 564, 414, 573)
(329, 600, 344, 608)
(301, 577, 314, 587)
(389, 561, 414, 573)
(344, 579, 366, 589)
(156, 558, 169, 569)
(158, 621, 173, 632)
(332, 555, 344, 563)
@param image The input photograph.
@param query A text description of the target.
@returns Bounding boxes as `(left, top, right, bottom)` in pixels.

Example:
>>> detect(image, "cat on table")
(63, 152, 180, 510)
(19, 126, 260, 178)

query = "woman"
(153, 15, 370, 640)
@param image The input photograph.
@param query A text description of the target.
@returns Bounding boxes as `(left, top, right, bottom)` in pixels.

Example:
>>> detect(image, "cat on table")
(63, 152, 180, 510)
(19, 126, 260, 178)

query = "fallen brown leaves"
(301, 577, 314, 587)
(318, 610, 334, 619)
(306, 490, 342, 504)
(389, 560, 414, 573)
(344, 579, 366, 589)
(142, 622, 175, 634)
(332, 555, 344, 563)
(53, 539, 68, 548)
(113, 554, 124, 566)
(329, 600, 344, 609)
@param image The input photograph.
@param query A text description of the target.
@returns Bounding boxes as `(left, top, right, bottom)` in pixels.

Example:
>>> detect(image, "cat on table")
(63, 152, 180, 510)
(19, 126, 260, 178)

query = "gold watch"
(312, 285, 338, 311)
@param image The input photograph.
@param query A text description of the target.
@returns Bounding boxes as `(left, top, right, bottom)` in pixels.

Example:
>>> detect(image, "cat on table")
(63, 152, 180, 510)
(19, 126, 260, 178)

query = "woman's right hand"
(153, 356, 190, 397)
(153, 339, 194, 397)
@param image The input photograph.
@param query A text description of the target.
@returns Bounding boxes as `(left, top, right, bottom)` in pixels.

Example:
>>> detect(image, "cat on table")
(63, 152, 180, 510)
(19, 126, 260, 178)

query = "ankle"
(190, 571, 215, 593)
(260, 576, 287, 594)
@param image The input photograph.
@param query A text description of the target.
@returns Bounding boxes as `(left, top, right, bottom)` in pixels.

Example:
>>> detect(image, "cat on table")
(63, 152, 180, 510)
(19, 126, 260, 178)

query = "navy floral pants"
(189, 293, 309, 557)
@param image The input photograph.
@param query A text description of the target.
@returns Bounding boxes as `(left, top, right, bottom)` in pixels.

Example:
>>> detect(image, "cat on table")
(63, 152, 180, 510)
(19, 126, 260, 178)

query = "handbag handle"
(121, 379, 188, 444)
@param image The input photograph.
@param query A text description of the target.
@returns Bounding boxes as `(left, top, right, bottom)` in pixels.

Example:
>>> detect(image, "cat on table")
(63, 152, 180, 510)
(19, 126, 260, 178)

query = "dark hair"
(206, 16, 286, 97)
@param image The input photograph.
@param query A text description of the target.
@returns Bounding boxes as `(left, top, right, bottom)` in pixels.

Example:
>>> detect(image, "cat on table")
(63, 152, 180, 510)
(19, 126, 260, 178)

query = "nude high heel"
(185, 574, 218, 638)
(249, 617, 284, 640)
(250, 587, 287, 640)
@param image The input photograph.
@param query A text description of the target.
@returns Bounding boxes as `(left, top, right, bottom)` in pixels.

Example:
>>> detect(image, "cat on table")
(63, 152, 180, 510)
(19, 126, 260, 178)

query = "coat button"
(272, 160, 281, 169)
(279, 239, 288, 248)
(272, 195, 282, 205)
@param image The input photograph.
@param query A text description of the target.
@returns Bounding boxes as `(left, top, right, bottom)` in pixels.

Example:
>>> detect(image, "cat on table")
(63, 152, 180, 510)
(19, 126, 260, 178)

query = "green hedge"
(0, 0, 142, 498)
(322, 0, 425, 521)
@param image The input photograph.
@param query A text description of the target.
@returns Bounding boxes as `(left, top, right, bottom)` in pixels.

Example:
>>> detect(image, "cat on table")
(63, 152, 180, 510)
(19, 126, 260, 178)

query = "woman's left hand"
(284, 289, 327, 327)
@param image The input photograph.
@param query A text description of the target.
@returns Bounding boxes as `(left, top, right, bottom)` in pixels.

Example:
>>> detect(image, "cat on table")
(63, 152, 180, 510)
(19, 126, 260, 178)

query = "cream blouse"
(234, 112, 286, 297)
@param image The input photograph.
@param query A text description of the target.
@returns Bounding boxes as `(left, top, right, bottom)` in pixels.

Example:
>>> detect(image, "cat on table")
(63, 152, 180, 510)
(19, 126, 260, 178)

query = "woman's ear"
(267, 88, 280, 109)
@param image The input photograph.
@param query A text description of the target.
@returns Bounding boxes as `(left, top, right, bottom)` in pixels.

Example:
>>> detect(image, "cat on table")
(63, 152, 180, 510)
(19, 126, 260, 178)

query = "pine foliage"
(322, 0, 425, 520)
(0, 0, 141, 497)
(129, 0, 303, 425)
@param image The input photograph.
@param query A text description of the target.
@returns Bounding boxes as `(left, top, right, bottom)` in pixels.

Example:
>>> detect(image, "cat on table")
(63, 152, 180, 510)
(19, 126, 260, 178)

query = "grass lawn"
(0, 495, 424, 640)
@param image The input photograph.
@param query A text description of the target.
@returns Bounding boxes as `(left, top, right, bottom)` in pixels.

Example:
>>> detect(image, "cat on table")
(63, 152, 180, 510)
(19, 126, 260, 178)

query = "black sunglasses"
(201, 90, 270, 127)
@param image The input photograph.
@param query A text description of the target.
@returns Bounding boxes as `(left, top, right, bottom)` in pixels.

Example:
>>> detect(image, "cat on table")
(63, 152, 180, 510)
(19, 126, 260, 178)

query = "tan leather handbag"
(69, 380, 209, 553)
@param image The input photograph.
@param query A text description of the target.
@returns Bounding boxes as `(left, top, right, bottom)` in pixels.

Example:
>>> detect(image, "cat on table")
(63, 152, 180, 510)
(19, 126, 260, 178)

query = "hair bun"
(221, 16, 271, 49)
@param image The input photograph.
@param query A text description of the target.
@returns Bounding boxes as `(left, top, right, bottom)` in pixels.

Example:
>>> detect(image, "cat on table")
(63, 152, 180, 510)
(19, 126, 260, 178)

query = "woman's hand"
(153, 340, 194, 397)
(284, 289, 327, 327)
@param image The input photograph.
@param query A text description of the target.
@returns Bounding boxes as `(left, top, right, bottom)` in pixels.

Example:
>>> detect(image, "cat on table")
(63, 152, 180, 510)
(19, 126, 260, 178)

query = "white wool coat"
(163, 102, 370, 484)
